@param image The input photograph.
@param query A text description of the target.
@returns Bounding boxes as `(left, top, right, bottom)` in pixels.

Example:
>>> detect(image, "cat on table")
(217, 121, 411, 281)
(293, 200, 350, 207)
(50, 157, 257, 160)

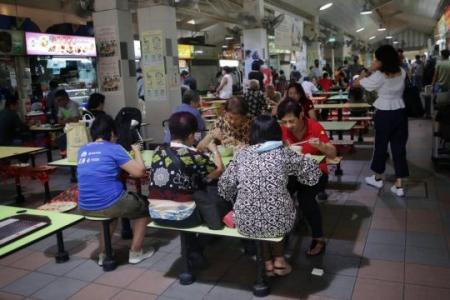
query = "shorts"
(80, 191, 149, 220)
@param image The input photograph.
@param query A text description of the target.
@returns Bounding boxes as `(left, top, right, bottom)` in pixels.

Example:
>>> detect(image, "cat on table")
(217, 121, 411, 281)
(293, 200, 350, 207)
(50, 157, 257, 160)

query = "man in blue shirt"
(164, 90, 205, 144)
(180, 70, 197, 91)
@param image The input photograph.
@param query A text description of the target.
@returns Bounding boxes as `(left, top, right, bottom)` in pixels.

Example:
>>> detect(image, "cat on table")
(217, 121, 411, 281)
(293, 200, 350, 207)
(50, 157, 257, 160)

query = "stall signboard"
(0, 30, 25, 55)
(178, 44, 193, 59)
(25, 32, 96, 57)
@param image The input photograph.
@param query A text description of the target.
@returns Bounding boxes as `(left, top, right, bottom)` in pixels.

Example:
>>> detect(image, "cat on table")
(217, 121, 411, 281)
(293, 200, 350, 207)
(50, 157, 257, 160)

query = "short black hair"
(375, 45, 401, 74)
(280, 70, 284, 75)
(277, 98, 303, 119)
(442, 49, 450, 59)
(314, 59, 319, 64)
(54, 89, 69, 100)
(5, 94, 18, 108)
(397, 49, 404, 54)
(90, 114, 116, 141)
(225, 96, 248, 115)
(87, 93, 105, 110)
(250, 115, 282, 145)
(251, 60, 261, 71)
(180, 70, 189, 77)
(182, 90, 200, 105)
(49, 80, 59, 89)
(222, 66, 232, 74)
(169, 111, 198, 140)
(415, 55, 421, 60)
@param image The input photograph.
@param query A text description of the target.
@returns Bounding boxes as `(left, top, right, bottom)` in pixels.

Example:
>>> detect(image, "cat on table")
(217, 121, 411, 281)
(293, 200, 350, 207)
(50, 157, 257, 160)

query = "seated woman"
(277, 99, 337, 256)
(77, 114, 153, 265)
(148, 112, 224, 260)
(197, 97, 253, 151)
(318, 72, 334, 92)
(243, 79, 268, 117)
(286, 82, 317, 120)
(218, 115, 322, 276)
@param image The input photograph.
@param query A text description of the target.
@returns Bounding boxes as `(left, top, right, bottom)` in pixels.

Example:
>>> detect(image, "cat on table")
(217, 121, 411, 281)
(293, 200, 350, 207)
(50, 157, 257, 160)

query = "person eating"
(277, 98, 337, 256)
(286, 82, 317, 120)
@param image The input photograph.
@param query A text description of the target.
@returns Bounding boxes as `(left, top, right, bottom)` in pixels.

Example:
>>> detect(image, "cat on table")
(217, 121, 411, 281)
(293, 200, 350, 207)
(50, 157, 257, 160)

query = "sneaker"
(365, 175, 384, 189)
(390, 185, 405, 197)
(129, 247, 155, 264)
(98, 253, 105, 266)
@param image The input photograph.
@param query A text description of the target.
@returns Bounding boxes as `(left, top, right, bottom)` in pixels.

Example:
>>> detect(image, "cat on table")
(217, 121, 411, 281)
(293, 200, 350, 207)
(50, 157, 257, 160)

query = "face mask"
(255, 141, 283, 153)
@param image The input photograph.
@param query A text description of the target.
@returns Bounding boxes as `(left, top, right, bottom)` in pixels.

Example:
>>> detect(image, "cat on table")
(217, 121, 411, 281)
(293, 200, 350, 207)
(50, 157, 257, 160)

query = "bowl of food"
(218, 145, 234, 157)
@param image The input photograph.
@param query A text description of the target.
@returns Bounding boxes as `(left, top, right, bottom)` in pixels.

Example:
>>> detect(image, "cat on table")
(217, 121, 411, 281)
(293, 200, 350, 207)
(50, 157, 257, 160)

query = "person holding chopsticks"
(277, 98, 336, 256)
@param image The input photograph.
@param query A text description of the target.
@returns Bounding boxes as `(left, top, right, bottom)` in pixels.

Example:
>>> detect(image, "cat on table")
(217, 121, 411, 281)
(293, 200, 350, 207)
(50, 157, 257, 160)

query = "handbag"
(65, 122, 91, 162)
(222, 210, 235, 228)
(403, 77, 424, 118)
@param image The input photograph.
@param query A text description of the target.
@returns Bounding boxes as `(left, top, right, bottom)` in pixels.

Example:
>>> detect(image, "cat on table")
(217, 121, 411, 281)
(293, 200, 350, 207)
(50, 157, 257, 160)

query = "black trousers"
(289, 174, 328, 239)
(371, 109, 409, 178)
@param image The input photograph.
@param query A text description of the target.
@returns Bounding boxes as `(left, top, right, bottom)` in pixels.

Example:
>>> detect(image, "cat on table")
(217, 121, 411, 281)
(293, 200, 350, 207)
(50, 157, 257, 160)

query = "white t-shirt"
(301, 81, 319, 98)
(219, 74, 233, 99)
(360, 69, 406, 110)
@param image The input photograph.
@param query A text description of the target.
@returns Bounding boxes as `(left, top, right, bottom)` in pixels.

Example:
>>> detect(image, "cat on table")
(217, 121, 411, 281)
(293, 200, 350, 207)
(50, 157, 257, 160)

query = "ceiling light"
(222, 45, 228, 48)
(225, 36, 234, 40)
(378, 24, 386, 31)
(319, 2, 333, 11)
(360, 3, 372, 15)
(393, 41, 399, 44)
(187, 19, 196, 25)
(356, 27, 365, 32)
(328, 37, 336, 42)
(369, 36, 376, 40)
(385, 35, 393, 39)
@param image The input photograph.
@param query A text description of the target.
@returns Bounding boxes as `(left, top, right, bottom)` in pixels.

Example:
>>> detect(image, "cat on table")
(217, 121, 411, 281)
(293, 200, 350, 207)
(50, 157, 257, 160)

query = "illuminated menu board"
(25, 32, 96, 57)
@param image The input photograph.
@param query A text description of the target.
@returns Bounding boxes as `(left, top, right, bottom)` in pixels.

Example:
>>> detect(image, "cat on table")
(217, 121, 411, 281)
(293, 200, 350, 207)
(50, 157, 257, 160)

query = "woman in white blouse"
(353, 45, 409, 197)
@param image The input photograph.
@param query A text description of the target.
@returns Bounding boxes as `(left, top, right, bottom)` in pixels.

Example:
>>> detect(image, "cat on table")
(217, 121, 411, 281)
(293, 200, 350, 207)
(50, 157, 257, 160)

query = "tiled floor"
(1, 119, 450, 299)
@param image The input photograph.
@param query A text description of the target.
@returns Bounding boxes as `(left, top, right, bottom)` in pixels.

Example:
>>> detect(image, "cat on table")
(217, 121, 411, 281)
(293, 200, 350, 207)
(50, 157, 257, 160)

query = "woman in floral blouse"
(197, 97, 253, 151)
(243, 79, 268, 117)
(218, 115, 322, 276)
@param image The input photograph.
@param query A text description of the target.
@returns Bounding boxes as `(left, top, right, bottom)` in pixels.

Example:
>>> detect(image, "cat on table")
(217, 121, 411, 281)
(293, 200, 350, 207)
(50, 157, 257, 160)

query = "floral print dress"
(218, 145, 322, 238)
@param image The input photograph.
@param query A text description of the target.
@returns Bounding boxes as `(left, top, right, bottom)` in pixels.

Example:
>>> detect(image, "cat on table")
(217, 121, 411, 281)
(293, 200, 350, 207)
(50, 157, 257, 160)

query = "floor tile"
(363, 243, 405, 262)
(404, 284, 450, 300)
(37, 257, 86, 276)
(326, 240, 365, 257)
(295, 253, 361, 277)
(69, 241, 99, 259)
(148, 253, 182, 273)
(69, 283, 120, 300)
(111, 290, 157, 300)
(65, 259, 104, 282)
(95, 266, 145, 288)
(407, 209, 441, 223)
(31, 277, 88, 300)
(370, 217, 406, 231)
(407, 220, 444, 234)
(0, 266, 29, 288)
(10, 251, 52, 271)
(372, 208, 406, 220)
(352, 278, 403, 300)
(303, 274, 356, 300)
(2, 272, 56, 297)
(405, 263, 450, 288)
(366, 229, 406, 246)
(406, 199, 438, 210)
(357, 259, 404, 282)
(405, 246, 450, 267)
(126, 270, 175, 295)
(406, 231, 447, 249)
(161, 281, 214, 300)
(204, 282, 253, 300)
(0, 291, 24, 300)
(0, 250, 34, 267)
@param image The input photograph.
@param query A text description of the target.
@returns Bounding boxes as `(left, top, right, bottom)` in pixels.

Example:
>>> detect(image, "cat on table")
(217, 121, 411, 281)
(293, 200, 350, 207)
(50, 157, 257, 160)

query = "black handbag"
(164, 145, 230, 230)
(403, 77, 424, 118)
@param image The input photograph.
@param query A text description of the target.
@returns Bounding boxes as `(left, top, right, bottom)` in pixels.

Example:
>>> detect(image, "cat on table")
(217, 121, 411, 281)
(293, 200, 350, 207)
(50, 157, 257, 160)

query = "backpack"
(403, 77, 424, 118)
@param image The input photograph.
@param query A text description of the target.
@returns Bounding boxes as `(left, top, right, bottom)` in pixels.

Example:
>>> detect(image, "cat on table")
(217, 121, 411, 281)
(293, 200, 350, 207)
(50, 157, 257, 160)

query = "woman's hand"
(308, 138, 322, 149)
(131, 143, 142, 153)
(207, 141, 219, 154)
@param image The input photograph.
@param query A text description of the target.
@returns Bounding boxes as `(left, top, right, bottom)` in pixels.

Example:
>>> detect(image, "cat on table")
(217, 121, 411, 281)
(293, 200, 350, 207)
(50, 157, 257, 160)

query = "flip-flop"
(273, 264, 292, 276)
(306, 239, 326, 256)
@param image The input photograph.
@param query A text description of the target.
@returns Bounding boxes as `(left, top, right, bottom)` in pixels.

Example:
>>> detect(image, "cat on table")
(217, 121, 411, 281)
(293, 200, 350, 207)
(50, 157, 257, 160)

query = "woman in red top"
(318, 72, 334, 92)
(286, 82, 317, 120)
(277, 98, 337, 256)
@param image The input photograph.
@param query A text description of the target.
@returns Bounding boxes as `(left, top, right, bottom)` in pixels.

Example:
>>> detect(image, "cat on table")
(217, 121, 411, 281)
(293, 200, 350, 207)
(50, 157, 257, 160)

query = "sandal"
(306, 239, 326, 256)
(273, 263, 292, 276)
(265, 261, 275, 277)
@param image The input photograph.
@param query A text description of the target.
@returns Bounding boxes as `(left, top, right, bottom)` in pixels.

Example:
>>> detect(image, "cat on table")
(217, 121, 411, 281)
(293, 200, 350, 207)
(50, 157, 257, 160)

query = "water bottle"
(339, 89, 343, 96)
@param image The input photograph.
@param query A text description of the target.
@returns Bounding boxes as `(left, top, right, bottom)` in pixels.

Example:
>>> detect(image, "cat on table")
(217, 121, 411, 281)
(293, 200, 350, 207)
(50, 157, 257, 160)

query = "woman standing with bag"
(353, 45, 409, 197)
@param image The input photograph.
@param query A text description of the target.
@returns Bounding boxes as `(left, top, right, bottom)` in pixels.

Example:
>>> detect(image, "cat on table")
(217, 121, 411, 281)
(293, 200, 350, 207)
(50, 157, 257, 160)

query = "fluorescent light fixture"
(187, 19, 196, 25)
(378, 24, 386, 31)
(385, 35, 393, 39)
(194, 50, 204, 54)
(356, 27, 365, 32)
(225, 36, 234, 40)
(369, 36, 376, 40)
(393, 41, 399, 44)
(222, 45, 228, 48)
(361, 3, 372, 14)
(328, 37, 336, 42)
(219, 59, 239, 67)
(319, 2, 333, 10)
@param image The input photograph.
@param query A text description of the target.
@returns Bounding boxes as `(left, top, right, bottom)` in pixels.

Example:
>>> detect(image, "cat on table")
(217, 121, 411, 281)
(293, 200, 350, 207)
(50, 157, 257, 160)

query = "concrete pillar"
(242, 0, 267, 82)
(137, 3, 181, 143)
(93, 0, 138, 117)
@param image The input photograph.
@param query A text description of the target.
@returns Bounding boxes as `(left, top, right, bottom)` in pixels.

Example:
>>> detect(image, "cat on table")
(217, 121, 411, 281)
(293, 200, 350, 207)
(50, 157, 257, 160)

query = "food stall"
(25, 32, 97, 107)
